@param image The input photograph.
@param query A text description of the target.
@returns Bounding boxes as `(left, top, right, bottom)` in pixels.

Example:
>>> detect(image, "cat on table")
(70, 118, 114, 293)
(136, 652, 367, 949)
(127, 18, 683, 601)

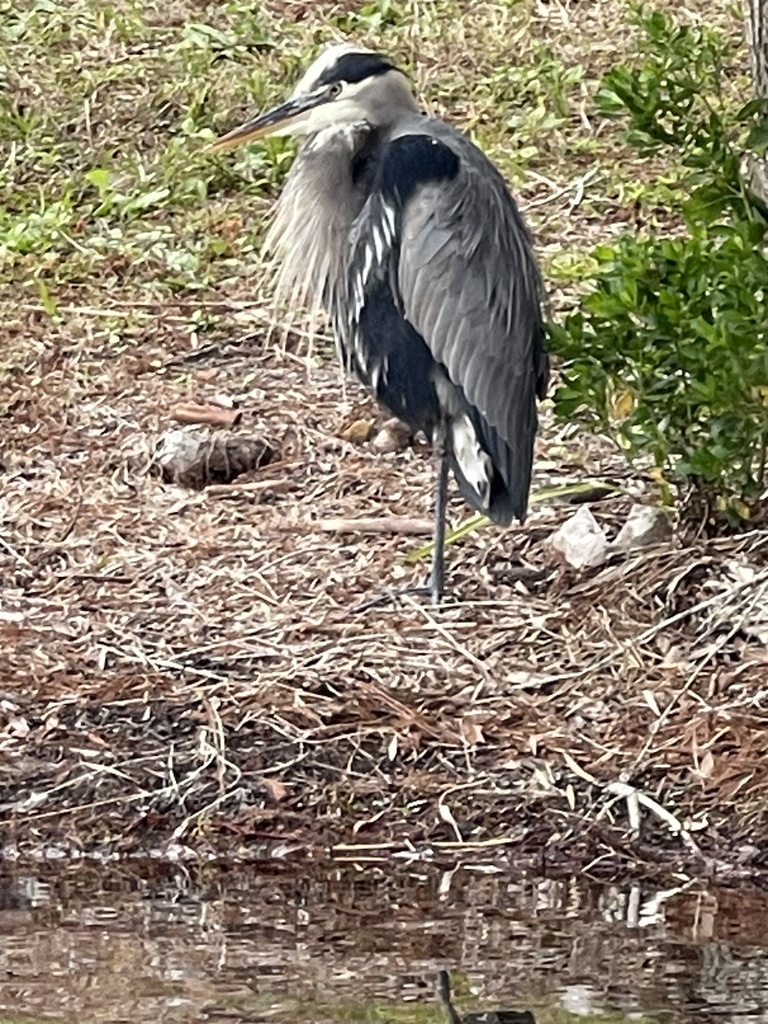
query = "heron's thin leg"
(352, 423, 448, 612)
(431, 422, 449, 605)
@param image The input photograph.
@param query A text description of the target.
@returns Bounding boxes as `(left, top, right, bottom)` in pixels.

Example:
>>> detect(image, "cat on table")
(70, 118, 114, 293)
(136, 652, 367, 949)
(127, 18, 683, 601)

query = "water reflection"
(1, 866, 767, 1023)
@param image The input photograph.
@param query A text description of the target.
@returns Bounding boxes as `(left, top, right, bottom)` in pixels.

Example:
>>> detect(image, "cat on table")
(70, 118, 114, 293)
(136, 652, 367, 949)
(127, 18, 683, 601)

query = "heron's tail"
(446, 396, 535, 527)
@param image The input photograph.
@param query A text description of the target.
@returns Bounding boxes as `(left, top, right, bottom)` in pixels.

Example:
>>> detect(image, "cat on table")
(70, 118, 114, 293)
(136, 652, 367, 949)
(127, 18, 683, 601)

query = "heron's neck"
(304, 122, 369, 154)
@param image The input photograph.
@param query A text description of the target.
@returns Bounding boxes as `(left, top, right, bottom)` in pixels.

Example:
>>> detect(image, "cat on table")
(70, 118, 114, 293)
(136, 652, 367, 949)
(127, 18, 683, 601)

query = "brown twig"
(312, 517, 434, 535)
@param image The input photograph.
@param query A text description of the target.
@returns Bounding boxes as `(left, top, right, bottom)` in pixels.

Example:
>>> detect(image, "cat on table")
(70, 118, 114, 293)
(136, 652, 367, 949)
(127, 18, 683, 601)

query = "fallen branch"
(170, 402, 241, 428)
(205, 479, 294, 498)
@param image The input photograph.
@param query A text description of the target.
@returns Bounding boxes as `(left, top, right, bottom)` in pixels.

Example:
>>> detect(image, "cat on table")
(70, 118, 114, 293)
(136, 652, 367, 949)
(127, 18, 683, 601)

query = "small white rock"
(614, 504, 672, 551)
(549, 506, 611, 569)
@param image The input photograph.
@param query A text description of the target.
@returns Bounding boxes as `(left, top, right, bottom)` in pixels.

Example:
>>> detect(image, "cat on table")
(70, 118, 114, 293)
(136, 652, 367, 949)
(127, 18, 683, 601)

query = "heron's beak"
(210, 91, 328, 150)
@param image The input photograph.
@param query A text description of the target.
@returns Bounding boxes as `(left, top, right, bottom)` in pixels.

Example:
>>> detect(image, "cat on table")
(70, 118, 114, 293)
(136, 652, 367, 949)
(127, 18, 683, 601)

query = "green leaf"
(736, 99, 767, 120)
(746, 119, 768, 155)
(121, 187, 171, 217)
(682, 184, 731, 226)
(37, 277, 57, 317)
(182, 22, 238, 49)
(85, 167, 111, 197)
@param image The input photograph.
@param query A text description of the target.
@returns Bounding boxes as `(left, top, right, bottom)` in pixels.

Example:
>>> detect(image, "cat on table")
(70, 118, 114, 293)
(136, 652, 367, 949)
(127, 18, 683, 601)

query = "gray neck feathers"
(265, 126, 368, 320)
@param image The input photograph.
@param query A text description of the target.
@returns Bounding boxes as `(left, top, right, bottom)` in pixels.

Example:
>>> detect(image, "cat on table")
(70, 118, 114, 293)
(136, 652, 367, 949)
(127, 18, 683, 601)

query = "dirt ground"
(2, 312, 768, 875)
(2, 0, 768, 876)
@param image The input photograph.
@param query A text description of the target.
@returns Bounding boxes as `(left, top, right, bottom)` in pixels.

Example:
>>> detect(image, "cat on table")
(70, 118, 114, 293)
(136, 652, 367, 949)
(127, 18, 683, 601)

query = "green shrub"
(548, 9, 768, 523)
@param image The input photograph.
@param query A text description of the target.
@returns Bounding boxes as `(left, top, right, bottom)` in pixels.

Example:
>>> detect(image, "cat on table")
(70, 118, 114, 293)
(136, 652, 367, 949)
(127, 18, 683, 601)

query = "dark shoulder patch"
(378, 134, 460, 206)
(351, 128, 384, 189)
(318, 52, 396, 86)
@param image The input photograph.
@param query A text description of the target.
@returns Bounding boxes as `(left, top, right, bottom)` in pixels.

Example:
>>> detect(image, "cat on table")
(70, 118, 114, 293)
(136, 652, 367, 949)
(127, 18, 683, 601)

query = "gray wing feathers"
(398, 151, 546, 449)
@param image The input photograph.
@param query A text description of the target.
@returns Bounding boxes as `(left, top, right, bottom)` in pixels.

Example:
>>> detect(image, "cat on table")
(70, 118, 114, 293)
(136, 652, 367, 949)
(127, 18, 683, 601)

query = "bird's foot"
(352, 583, 433, 613)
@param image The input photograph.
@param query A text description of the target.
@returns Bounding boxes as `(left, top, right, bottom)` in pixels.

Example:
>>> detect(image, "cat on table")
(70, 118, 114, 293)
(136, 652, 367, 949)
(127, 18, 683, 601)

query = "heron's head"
(212, 44, 418, 149)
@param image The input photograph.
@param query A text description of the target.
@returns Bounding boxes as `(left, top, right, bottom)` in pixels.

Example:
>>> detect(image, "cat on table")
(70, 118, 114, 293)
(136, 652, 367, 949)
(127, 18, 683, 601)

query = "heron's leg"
(430, 421, 449, 605)
(352, 423, 449, 613)
(352, 584, 430, 613)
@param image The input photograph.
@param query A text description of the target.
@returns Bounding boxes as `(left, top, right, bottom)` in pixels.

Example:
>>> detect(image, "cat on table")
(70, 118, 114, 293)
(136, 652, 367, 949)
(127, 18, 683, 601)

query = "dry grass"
(2, 0, 767, 874)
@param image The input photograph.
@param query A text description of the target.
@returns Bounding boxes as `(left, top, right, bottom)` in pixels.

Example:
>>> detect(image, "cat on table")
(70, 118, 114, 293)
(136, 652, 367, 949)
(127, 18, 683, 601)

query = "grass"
(1, 0, 743, 332)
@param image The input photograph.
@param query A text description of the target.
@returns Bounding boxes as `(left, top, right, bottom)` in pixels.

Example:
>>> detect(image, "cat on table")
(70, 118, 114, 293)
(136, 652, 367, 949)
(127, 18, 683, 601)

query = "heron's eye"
(329, 82, 343, 98)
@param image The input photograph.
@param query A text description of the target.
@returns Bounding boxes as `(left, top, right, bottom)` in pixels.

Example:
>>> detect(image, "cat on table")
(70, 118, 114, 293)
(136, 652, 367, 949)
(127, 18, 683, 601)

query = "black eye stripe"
(316, 52, 396, 87)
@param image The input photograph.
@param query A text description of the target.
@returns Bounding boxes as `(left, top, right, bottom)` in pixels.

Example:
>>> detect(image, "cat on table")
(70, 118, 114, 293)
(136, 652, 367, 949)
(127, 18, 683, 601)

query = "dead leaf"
(262, 778, 288, 802)
(5, 716, 29, 739)
(609, 388, 637, 421)
(459, 717, 485, 746)
(387, 733, 398, 761)
(643, 689, 661, 716)
(699, 750, 715, 779)
(437, 800, 462, 840)
(340, 418, 375, 444)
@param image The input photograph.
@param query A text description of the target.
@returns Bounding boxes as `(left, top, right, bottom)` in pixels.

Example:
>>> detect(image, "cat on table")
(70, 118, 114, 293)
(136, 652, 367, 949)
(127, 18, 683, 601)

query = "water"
(2, 864, 768, 1024)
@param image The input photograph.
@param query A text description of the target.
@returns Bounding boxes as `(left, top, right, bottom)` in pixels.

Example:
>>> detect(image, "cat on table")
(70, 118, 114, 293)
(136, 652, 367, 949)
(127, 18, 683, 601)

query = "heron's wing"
(348, 123, 548, 521)
(396, 128, 548, 405)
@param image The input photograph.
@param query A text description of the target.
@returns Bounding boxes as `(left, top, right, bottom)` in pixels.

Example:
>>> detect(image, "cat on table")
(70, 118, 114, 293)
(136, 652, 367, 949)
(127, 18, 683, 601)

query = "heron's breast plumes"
(264, 129, 367, 325)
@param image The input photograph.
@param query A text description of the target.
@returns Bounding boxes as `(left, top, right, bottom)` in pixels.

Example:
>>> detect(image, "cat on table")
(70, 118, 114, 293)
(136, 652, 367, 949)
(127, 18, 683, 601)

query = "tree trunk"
(745, 0, 768, 200)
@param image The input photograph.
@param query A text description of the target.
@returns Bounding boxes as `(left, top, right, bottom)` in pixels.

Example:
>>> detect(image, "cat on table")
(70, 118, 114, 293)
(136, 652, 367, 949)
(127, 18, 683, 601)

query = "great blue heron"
(436, 971, 535, 1024)
(213, 45, 549, 603)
